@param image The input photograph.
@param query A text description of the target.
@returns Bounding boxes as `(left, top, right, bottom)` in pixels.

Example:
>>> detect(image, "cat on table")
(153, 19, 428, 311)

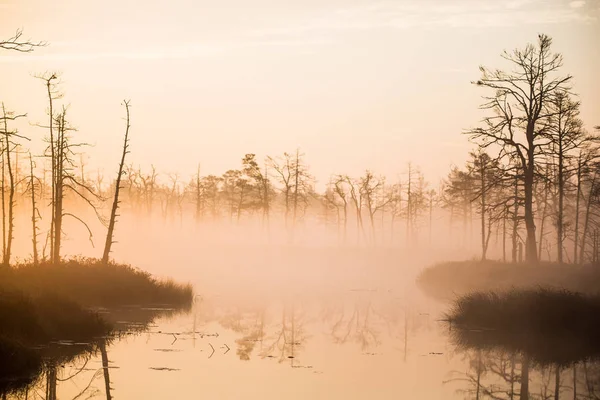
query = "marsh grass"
(0, 290, 110, 397)
(447, 289, 600, 366)
(0, 257, 193, 308)
(0, 289, 110, 344)
(0, 257, 193, 396)
(417, 260, 600, 300)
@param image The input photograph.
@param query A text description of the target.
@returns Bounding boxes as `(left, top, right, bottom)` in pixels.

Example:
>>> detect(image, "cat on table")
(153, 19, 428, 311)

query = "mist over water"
(2, 1, 600, 398)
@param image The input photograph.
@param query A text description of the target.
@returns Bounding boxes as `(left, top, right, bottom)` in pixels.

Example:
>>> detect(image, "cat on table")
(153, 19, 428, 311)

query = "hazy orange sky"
(1, 0, 598, 186)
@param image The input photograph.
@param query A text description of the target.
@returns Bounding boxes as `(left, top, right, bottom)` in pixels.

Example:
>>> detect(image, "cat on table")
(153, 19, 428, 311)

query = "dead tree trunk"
(579, 173, 596, 264)
(102, 100, 131, 265)
(2, 104, 15, 266)
(45, 75, 57, 263)
(195, 164, 201, 223)
(537, 178, 550, 261)
(52, 113, 65, 264)
(100, 340, 112, 400)
(29, 154, 39, 265)
(1, 129, 5, 264)
(503, 206, 507, 262)
(512, 175, 520, 263)
(573, 157, 582, 264)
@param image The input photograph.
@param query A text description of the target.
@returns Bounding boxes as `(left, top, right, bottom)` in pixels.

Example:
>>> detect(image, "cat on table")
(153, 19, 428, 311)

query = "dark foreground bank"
(446, 288, 600, 366)
(0, 258, 194, 397)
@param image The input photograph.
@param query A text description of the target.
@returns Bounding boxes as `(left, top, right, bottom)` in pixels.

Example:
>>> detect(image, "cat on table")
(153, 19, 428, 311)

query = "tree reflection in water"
(448, 324, 600, 399)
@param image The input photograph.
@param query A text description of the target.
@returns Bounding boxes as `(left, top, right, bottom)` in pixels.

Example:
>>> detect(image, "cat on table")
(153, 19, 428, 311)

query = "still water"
(8, 289, 600, 399)
(3, 247, 600, 399)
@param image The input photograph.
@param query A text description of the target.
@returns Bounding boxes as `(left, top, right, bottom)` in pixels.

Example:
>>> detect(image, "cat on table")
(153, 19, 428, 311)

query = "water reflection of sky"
(6, 287, 600, 399)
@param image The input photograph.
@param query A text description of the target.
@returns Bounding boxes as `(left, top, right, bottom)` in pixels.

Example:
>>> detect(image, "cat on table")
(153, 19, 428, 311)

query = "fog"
(2, 1, 600, 399)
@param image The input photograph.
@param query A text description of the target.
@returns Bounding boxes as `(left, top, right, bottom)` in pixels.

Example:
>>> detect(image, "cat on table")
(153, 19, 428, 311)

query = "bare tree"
(242, 153, 271, 224)
(333, 175, 349, 244)
(102, 100, 131, 265)
(544, 90, 590, 263)
(360, 170, 390, 245)
(26, 153, 40, 265)
(468, 151, 504, 260)
(0, 103, 27, 266)
(442, 167, 475, 249)
(268, 153, 294, 228)
(469, 34, 572, 263)
(50, 107, 101, 263)
(37, 73, 61, 261)
(346, 176, 366, 245)
(0, 29, 45, 52)
(291, 149, 313, 234)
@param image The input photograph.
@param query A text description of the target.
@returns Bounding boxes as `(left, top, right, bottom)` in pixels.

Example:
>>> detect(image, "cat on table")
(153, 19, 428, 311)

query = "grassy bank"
(0, 289, 110, 344)
(446, 289, 600, 365)
(417, 260, 600, 300)
(0, 258, 194, 396)
(0, 289, 111, 396)
(0, 257, 193, 308)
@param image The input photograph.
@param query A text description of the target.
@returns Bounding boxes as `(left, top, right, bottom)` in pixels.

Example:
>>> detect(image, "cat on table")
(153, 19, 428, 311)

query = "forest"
(1, 32, 599, 268)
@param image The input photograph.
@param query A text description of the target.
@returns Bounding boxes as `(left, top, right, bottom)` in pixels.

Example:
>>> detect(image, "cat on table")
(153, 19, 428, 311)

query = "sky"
(0, 0, 599, 187)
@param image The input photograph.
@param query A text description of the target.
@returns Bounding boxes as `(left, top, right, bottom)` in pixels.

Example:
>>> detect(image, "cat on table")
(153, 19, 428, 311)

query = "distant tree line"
(0, 31, 598, 266)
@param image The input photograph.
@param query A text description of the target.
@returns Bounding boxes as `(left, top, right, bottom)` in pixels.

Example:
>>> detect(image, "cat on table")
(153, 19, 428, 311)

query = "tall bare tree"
(0, 103, 27, 265)
(268, 153, 293, 228)
(27, 153, 40, 265)
(469, 34, 572, 263)
(102, 100, 131, 265)
(333, 175, 349, 244)
(544, 91, 589, 263)
(360, 170, 390, 245)
(50, 107, 101, 263)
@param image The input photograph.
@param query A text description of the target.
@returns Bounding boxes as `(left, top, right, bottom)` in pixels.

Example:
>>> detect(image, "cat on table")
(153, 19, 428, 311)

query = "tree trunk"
(573, 159, 582, 264)
(263, 163, 270, 236)
(538, 181, 549, 261)
(579, 173, 596, 264)
(102, 101, 130, 265)
(29, 154, 38, 265)
(1, 104, 14, 266)
(195, 164, 201, 223)
(524, 162, 538, 263)
(406, 165, 412, 247)
(100, 340, 112, 400)
(480, 161, 487, 260)
(557, 147, 565, 263)
(292, 149, 299, 233)
(429, 196, 433, 245)
(512, 175, 519, 263)
(46, 78, 56, 263)
(1, 130, 5, 264)
(46, 365, 57, 400)
(503, 207, 507, 262)
(342, 201, 347, 245)
(52, 114, 65, 264)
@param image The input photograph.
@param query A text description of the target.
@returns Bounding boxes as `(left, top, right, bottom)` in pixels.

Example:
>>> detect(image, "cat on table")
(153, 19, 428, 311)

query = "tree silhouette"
(102, 100, 131, 265)
(0, 29, 45, 52)
(469, 34, 572, 263)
